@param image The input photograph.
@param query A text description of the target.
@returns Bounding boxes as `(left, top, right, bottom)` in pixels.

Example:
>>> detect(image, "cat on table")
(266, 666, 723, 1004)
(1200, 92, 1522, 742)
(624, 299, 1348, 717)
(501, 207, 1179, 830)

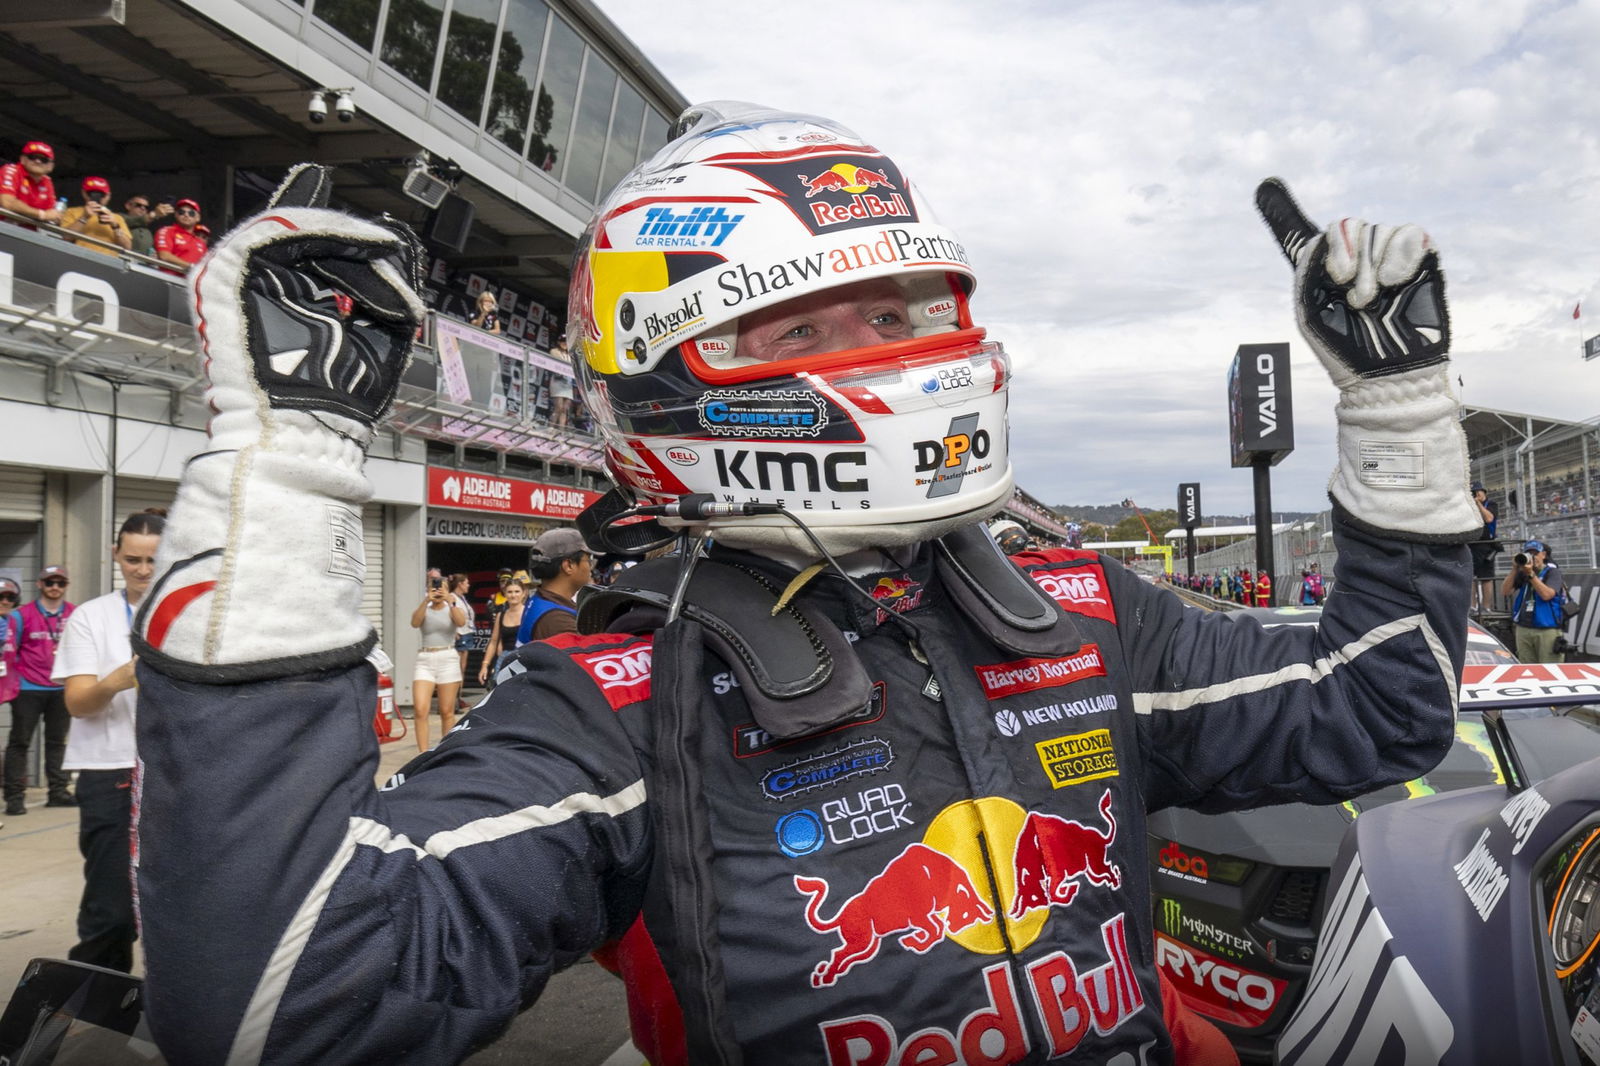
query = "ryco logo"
(1155, 934, 1283, 1029)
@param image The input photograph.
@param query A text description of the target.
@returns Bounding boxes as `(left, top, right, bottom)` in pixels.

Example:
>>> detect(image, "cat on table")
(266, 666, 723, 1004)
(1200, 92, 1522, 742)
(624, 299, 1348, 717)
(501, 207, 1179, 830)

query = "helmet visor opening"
(686, 271, 973, 382)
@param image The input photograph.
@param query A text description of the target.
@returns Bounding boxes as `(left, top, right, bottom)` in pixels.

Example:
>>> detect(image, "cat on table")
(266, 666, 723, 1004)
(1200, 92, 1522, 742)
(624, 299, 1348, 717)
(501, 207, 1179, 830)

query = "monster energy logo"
(1160, 898, 1182, 936)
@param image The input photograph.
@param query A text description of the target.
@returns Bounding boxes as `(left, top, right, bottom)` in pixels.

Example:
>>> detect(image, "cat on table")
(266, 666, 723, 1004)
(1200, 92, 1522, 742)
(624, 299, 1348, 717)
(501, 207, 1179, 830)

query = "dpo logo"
(1031, 565, 1118, 624)
(913, 413, 991, 499)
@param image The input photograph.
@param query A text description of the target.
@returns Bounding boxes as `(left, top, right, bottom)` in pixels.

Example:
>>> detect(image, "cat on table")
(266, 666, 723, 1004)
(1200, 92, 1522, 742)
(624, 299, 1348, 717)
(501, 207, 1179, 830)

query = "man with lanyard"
(516, 528, 591, 644)
(130, 109, 1479, 1066)
(5, 565, 76, 815)
(1502, 538, 1566, 662)
(54, 510, 164, 972)
(0, 141, 63, 227)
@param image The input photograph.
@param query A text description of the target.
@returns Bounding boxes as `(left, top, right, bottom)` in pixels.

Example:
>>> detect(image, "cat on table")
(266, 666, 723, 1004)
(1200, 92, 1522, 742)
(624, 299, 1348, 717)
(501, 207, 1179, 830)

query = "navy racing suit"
(133, 514, 1466, 1065)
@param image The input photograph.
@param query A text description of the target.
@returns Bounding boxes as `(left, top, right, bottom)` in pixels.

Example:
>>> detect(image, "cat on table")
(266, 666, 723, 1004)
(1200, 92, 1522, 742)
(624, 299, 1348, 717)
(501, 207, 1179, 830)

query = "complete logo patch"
(698, 389, 828, 439)
(762, 736, 894, 801)
(1035, 728, 1118, 789)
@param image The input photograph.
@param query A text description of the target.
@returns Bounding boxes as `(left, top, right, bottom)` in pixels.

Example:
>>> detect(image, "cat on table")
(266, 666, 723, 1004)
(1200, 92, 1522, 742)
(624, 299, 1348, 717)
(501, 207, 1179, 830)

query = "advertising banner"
(426, 466, 602, 520)
(1227, 343, 1294, 468)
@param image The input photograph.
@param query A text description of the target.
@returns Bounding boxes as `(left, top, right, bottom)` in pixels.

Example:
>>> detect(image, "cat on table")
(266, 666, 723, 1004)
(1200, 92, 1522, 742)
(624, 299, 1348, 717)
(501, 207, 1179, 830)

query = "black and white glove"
(136, 165, 425, 681)
(1257, 178, 1478, 541)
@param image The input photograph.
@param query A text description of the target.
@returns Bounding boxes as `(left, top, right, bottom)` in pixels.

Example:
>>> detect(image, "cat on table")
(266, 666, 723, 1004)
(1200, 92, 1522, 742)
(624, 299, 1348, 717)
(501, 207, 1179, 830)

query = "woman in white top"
(411, 570, 466, 751)
(52, 508, 164, 973)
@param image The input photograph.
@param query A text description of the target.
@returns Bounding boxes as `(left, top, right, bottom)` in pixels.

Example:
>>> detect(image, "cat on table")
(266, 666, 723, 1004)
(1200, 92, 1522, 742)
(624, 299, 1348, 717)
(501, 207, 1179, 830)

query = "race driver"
(131, 103, 1479, 1066)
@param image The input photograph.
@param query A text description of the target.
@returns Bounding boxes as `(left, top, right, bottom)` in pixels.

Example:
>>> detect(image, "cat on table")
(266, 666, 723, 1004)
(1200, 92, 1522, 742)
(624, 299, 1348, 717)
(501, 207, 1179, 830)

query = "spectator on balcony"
(470, 291, 502, 334)
(154, 199, 208, 270)
(0, 141, 63, 227)
(62, 177, 132, 256)
(122, 195, 156, 256)
(548, 340, 574, 428)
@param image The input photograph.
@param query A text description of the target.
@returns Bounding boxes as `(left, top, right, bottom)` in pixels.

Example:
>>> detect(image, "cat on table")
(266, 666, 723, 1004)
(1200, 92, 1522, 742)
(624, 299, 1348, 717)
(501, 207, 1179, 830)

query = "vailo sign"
(427, 468, 602, 520)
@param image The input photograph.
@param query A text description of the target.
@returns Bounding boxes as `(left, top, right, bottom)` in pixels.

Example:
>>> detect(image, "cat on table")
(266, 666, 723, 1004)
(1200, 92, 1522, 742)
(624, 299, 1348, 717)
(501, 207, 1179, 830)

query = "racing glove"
(135, 164, 425, 682)
(1257, 178, 1479, 541)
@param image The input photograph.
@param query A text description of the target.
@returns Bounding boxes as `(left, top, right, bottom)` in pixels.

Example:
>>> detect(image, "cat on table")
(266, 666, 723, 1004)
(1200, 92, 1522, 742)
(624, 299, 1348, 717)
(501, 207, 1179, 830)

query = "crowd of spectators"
(0, 139, 208, 272)
(1166, 564, 1327, 607)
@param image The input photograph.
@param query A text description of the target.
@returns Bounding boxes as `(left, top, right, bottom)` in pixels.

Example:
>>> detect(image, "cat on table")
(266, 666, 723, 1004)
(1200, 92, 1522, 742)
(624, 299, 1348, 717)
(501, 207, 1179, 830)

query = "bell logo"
(442, 476, 461, 503)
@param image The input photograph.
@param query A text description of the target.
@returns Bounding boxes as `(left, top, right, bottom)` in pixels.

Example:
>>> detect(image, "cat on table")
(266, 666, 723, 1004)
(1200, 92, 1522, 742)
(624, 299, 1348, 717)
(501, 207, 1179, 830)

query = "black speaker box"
(428, 193, 475, 253)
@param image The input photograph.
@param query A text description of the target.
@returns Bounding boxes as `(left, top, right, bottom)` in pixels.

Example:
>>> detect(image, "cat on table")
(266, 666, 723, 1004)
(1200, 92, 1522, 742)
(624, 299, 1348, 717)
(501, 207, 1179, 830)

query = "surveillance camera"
(334, 91, 355, 123)
(308, 91, 328, 124)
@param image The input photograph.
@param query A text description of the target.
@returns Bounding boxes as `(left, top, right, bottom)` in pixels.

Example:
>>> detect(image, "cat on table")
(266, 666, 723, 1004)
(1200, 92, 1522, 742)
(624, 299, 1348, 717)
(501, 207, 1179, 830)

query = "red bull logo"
(819, 915, 1145, 1064)
(870, 575, 923, 623)
(871, 575, 916, 601)
(794, 791, 1122, 986)
(797, 164, 912, 227)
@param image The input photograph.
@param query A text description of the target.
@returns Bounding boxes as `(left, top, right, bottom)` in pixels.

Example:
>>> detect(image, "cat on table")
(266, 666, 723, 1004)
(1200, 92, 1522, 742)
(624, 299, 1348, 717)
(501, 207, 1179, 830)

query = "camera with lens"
(429, 576, 444, 590)
(1514, 553, 1529, 568)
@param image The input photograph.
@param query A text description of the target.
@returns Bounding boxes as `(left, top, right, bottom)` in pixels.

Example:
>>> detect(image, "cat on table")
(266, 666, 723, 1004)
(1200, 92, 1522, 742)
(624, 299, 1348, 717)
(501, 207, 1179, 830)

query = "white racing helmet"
(569, 102, 1013, 556)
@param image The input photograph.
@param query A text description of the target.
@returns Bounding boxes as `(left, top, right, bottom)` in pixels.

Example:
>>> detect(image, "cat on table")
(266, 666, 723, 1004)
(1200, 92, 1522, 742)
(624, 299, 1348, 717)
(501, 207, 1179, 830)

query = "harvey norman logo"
(974, 645, 1107, 700)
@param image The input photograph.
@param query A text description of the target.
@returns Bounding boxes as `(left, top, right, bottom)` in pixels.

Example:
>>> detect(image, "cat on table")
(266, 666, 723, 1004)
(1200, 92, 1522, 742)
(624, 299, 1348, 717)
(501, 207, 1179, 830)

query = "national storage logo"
(1035, 729, 1118, 789)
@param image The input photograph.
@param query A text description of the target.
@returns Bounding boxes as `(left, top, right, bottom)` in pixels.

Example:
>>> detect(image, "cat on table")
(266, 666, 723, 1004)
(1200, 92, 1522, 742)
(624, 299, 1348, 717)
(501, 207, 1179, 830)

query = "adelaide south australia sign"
(426, 467, 602, 520)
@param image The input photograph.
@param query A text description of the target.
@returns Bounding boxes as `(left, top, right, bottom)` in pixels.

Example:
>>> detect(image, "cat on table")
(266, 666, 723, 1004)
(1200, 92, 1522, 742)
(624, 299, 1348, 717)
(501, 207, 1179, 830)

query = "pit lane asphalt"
(0, 730, 638, 1065)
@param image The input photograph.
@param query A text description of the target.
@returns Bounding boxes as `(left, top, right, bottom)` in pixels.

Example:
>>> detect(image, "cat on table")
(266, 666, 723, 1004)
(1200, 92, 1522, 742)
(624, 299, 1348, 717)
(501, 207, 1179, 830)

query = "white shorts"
(413, 646, 463, 685)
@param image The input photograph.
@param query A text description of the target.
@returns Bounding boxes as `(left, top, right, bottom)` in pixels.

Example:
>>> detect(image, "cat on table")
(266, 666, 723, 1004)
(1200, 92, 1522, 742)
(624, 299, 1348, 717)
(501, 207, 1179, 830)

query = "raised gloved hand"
(1256, 178, 1478, 540)
(136, 165, 425, 681)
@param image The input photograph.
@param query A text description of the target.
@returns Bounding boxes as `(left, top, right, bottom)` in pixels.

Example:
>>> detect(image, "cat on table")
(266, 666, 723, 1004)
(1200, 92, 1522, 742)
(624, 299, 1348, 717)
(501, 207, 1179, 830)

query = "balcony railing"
(0, 214, 604, 471)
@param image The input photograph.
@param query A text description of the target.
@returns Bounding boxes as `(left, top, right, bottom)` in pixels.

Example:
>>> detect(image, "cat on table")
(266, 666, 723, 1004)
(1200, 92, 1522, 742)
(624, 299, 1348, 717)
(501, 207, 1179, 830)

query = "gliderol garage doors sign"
(426, 467, 602, 520)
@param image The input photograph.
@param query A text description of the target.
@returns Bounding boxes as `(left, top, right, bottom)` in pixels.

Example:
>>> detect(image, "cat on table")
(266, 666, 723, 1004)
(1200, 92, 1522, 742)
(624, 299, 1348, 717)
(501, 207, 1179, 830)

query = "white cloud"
(594, 0, 1600, 513)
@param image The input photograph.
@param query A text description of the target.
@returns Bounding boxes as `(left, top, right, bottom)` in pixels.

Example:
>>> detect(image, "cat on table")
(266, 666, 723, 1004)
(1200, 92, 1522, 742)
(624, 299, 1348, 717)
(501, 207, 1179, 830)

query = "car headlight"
(1548, 826, 1600, 979)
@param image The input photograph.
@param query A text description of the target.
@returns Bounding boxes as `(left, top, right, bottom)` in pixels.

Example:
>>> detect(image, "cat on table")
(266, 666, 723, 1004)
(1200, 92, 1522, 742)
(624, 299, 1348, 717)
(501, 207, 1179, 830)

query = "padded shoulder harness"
(579, 526, 1077, 740)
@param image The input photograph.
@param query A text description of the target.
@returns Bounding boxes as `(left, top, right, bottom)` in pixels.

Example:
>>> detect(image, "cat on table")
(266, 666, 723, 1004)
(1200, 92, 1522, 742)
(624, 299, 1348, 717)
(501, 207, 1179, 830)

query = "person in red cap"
(154, 198, 208, 270)
(62, 176, 132, 255)
(0, 141, 63, 226)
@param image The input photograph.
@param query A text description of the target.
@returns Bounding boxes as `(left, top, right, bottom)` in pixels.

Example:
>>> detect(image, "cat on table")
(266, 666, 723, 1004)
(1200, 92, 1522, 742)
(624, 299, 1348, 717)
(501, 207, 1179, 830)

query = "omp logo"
(1031, 565, 1118, 624)
(441, 476, 461, 503)
(571, 643, 653, 711)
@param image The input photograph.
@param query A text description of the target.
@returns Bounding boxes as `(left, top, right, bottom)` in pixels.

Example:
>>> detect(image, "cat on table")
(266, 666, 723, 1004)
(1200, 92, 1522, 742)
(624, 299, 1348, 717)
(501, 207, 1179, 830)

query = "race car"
(1146, 607, 1600, 1061)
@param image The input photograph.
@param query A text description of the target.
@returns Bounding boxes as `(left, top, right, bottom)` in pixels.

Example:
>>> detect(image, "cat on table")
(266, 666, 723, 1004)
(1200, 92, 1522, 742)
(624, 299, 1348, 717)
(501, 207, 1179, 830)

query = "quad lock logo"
(913, 412, 992, 499)
(697, 389, 828, 438)
(918, 364, 974, 394)
(774, 782, 913, 857)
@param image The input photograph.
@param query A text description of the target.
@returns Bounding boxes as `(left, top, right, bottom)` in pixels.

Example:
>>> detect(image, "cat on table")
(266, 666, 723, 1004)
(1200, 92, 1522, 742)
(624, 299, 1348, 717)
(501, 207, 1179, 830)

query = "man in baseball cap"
(63, 177, 132, 255)
(518, 528, 593, 642)
(1502, 538, 1566, 661)
(155, 198, 208, 270)
(5, 564, 75, 814)
(0, 141, 62, 226)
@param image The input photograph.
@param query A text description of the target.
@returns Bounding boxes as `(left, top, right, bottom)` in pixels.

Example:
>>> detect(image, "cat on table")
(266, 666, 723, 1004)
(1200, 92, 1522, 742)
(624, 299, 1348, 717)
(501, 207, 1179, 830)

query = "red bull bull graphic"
(794, 793, 1124, 986)
(870, 574, 924, 623)
(796, 164, 912, 227)
(794, 843, 993, 988)
(1009, 789, 1121, 917)
(817, 915, 1145, 1064)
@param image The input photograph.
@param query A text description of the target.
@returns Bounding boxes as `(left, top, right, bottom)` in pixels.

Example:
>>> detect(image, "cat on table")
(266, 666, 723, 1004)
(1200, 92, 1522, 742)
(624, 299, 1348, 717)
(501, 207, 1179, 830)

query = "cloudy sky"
(594, 0, 1599, 515)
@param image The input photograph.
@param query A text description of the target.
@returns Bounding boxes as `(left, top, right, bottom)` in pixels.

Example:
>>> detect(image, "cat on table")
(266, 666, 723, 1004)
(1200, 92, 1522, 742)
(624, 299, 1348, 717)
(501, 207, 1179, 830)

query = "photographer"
(62, 177, 132, 256)
(1501, 538, 1566, 662)
(1469, 481, 1498, 614)
(409, 568, 466, 751)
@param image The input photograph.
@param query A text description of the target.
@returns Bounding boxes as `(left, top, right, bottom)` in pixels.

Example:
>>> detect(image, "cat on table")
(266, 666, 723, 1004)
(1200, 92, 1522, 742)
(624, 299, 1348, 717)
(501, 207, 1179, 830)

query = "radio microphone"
(636, 494, 784, 521)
